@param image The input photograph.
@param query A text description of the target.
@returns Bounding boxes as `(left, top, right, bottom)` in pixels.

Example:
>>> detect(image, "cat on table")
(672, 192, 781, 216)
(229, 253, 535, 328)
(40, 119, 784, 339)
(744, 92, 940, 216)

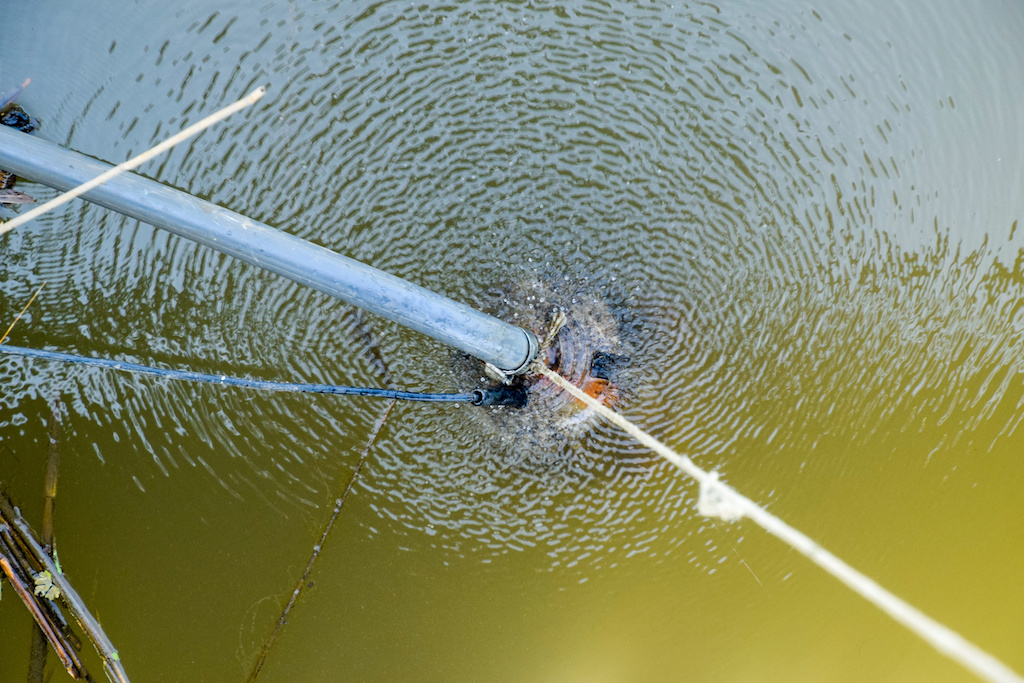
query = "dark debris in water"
(0, 189, 35, 204)
(0, 79, 40, 207)
(0, 102, 40, 134)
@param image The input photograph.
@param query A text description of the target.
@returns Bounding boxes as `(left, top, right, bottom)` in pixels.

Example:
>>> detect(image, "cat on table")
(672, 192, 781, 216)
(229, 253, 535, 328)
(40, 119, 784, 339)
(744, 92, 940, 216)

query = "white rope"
(535, 362, 1022, 683)
(0, 86, 266, 238)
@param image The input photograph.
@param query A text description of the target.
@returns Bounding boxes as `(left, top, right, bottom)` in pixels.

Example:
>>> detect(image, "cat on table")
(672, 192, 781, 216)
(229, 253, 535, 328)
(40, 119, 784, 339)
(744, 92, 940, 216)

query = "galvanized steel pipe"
(0, 126, 538, 374)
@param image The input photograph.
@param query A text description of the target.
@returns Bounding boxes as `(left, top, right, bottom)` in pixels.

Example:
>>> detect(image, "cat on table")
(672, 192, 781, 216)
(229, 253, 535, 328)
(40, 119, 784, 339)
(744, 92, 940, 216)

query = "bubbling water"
(448, 275, 631, 464)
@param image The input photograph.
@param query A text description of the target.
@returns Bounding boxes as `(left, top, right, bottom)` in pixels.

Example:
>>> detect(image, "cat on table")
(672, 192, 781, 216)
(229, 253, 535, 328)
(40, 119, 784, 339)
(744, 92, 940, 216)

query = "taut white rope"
(536, 362, 1022, 683)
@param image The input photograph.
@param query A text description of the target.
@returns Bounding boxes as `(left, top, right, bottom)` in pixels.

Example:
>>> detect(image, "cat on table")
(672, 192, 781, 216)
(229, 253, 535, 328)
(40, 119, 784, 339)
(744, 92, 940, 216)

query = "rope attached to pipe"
(534, 360, 1023, 683)
(0, 344, 523, 406)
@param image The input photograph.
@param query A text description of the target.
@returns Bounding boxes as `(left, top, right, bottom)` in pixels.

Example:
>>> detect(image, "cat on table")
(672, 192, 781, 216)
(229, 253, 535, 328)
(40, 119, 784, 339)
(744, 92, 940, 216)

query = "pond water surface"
(1, 0, 1023, 681)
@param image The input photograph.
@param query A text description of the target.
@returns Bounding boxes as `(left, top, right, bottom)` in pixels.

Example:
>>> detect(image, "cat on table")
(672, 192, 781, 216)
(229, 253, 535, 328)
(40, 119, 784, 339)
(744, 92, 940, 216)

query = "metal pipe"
(0, 126, 538, 374)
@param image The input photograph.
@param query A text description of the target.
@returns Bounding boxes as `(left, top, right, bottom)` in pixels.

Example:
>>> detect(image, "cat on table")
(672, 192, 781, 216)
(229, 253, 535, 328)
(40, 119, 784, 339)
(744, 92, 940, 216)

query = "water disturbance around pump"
(3, 2, 1024, 675)
(8, 126, 1011, 679)
(447, 276, 633, 459)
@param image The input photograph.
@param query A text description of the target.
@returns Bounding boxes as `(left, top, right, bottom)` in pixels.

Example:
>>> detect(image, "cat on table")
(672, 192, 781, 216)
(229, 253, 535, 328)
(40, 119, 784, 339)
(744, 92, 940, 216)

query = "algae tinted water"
(2, 0, 1023, 681)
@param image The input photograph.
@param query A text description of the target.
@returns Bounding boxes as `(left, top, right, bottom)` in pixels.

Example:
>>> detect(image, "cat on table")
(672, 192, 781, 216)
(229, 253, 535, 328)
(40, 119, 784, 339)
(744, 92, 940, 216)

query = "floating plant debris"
(0, 79, 39, 206)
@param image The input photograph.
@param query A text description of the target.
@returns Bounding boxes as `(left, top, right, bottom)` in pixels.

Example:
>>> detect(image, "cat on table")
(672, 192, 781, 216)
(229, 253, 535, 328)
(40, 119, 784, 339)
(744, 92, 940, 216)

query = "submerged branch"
(246, 398, 396, 681)
(0, 491, 127, 683)
(0, 528, 89, 680)
(42, 397, 61, 552)
(30, 397, 64, 682)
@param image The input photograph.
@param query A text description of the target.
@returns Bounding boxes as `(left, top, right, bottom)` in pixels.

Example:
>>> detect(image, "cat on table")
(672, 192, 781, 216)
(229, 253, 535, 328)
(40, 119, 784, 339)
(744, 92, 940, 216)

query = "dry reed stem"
(10, 513, 131, 683)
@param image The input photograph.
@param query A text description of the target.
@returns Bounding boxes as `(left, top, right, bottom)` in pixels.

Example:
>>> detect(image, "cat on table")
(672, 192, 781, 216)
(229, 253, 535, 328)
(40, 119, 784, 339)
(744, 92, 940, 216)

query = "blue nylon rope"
(0, 344, 475, 403)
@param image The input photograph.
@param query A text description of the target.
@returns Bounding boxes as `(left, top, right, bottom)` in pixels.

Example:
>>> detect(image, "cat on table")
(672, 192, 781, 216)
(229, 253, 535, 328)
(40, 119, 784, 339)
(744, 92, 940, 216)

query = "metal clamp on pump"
(504, 328, 540, 376)
(484, 328, 540, 384)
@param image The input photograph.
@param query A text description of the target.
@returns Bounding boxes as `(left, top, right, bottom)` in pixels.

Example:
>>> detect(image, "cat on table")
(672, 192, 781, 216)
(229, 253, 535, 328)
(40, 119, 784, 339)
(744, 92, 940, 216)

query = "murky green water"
(2, 0, 1023, 680)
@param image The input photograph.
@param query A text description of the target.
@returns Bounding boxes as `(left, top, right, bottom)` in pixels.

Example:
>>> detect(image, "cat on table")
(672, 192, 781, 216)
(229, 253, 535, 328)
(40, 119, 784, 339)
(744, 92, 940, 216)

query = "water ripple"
(2, 0, 1022, 578)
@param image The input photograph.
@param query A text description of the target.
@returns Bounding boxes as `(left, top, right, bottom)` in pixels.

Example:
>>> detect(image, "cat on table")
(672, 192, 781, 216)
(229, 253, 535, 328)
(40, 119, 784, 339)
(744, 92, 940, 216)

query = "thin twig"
(2, 501, 87, 667)
(0, 281, 45, 345)
(246, 399, 397, 681)
(0, 86, 266, 238)
(28, 621, 49, 683)
(0, 78, 30, 110)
